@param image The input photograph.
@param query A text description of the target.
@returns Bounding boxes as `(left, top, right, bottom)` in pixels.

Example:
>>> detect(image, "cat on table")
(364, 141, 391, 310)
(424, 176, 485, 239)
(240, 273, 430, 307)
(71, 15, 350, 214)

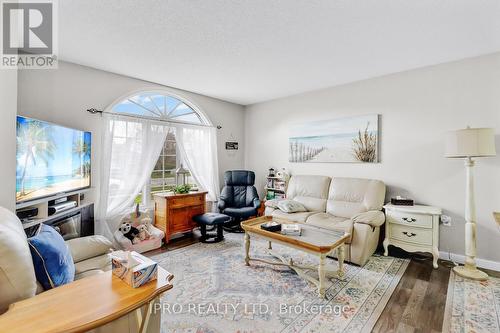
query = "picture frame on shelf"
(275, 181, 286, 191)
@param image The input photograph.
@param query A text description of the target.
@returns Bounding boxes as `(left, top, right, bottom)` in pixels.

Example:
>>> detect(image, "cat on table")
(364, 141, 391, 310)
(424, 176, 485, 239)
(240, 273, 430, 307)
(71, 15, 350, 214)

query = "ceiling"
(59, 1, 500, 105)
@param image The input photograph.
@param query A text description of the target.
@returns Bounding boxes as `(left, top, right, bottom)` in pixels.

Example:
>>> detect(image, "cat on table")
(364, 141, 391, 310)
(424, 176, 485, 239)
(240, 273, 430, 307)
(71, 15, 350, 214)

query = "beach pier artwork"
(289, 141, 326, 162)
(289, 115, 379, 163)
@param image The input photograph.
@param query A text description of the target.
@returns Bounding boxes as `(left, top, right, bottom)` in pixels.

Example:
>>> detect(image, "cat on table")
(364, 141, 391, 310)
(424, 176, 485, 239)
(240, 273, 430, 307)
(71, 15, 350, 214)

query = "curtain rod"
(86, 108, 222, 129)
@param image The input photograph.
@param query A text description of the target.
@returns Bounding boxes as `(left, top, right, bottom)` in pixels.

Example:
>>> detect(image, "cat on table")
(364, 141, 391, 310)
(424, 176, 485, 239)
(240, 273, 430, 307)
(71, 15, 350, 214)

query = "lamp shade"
(445, 127, 496, 158)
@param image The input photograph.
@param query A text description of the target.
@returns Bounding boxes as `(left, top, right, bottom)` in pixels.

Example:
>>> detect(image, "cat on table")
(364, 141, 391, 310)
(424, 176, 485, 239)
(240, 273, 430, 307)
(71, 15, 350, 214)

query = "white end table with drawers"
(383, 203, 442, 268)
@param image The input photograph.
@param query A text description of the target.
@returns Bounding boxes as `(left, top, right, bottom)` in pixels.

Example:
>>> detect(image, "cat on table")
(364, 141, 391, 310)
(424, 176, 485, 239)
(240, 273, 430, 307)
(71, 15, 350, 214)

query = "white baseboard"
(439, 251, 500, 272)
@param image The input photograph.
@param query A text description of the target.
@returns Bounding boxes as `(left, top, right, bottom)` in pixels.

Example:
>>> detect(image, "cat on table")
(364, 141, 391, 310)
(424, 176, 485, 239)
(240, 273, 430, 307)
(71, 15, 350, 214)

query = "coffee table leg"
(337, 244, 345, 279)
(244, 233, 250, 266)
(268, 241, 272, 250)
(318, 253, 326, 298)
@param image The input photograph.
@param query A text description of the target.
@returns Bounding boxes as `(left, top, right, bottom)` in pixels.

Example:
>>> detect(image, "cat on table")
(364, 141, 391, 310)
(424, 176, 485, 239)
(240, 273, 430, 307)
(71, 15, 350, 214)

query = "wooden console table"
(0, 267, 173, 333)
(154, 191, 207, 243)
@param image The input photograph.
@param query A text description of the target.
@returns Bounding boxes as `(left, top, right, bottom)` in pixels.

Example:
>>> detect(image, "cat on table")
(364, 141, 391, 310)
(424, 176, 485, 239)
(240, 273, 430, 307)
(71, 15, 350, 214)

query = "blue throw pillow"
(28, 224, 75, 290)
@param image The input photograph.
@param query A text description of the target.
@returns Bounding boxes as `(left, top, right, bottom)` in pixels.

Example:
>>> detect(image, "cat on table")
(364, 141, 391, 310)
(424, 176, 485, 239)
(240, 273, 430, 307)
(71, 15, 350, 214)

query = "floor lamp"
(445, 127, 496, 281)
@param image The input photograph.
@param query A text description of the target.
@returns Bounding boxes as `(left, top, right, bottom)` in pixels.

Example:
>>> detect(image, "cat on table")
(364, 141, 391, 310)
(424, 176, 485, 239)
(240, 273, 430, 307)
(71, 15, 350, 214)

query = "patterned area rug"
(151, 233, 409, 333)
(442, 271, 500, 333)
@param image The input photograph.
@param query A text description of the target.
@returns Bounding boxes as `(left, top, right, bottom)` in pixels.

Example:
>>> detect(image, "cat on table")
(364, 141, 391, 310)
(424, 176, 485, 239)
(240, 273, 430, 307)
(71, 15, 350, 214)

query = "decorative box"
(390, 197, 414, 206)
(111, 251, 158, 288)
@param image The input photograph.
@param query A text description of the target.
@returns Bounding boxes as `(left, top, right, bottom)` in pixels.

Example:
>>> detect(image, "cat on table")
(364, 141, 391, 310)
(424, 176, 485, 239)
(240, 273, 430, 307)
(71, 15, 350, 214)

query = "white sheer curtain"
(96, 114, 169, 240)
(175, 125, 220, 204)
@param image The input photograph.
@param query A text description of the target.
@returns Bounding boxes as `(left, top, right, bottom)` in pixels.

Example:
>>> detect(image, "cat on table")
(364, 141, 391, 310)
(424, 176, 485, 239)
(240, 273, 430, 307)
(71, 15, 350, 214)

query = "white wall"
(18, 61, 245, 204)
(14, 55, 500, 263)
(245, 53, 500, 263)
(0, 70, 18, 211)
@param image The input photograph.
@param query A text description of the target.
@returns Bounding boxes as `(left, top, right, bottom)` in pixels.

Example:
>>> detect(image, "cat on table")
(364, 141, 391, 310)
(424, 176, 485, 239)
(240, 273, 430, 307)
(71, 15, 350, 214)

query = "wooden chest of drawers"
(383, 203, 442, 268)
(154, 191, 207, 243)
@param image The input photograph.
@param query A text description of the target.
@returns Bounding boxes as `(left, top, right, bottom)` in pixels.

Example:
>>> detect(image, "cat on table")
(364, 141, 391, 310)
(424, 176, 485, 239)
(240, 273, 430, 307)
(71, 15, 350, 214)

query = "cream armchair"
(265, 176, 386, 266)
(0, 207, 160, 332)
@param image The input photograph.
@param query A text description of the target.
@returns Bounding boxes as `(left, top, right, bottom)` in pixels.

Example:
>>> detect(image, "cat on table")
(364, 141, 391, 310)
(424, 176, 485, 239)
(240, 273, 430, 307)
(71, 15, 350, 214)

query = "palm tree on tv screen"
(72, 138, 90, 177)
(17, 120, 56, 195)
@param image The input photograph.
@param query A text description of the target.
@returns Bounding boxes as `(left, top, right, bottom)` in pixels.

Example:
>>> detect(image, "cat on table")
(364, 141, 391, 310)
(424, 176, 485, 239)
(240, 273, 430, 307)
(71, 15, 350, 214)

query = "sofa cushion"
(326, 177, 386, 218)
(75, 269, 105, 280)
(271, 210, 316, 223)
(293, 196, 327, 212)
(286, 175, 331, 212)
(28, 224, 75, 290)
(277, 200, 307, 213)
(74, 253, 111, 276)
(0, 207, 37, 313)
(264, 206, 277, 216)
(66, 235, 113, 263)
(264, 199, 284, 209)
(306, 213, 353, 243)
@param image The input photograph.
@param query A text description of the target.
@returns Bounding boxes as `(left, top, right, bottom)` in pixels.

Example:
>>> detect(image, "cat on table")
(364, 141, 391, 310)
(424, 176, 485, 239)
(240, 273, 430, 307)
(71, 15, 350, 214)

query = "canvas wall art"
(289, 114, 379, 163)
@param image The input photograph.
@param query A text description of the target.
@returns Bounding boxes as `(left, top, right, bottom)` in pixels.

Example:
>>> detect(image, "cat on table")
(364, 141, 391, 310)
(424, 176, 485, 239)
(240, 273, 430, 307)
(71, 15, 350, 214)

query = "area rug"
(151, 233, 409, 333)
(442, 271, 500, 333)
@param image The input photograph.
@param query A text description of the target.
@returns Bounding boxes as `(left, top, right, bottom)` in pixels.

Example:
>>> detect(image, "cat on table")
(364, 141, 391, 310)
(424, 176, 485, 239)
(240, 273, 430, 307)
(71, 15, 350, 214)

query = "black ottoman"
(193, 213, 231, 243)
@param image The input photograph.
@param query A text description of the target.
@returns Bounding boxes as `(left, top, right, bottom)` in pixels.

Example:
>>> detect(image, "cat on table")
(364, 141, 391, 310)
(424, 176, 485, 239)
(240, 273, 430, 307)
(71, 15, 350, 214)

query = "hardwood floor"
(372, 253, 451, 333)
(145, 233, 497, 333)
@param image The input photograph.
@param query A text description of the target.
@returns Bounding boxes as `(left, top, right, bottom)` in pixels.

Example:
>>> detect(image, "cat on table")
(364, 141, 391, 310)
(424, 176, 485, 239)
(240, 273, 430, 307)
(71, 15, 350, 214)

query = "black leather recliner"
(218, 170, 261, 231)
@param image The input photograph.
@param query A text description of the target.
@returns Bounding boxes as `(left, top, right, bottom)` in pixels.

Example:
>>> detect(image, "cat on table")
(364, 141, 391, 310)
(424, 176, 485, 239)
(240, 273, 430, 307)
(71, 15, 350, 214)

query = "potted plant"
(173, 184, 192, 194)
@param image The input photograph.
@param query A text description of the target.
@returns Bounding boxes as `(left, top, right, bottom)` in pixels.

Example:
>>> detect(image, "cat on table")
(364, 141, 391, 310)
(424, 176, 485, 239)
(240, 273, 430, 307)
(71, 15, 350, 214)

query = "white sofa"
(265, 175, 386, 266)
(0, 207, 160, 332)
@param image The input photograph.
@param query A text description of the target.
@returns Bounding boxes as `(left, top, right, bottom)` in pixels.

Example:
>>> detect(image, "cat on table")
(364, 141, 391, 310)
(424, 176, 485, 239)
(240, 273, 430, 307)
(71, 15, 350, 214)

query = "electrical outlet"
(441, 215, 452, 226)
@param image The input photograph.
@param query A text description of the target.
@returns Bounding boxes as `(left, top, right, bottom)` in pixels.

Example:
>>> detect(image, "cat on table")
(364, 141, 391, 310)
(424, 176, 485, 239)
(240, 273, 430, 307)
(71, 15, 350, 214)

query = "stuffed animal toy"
(141, 217, 153, 233)
(118, 222, 140, 244)
(136, 224, 151, 241)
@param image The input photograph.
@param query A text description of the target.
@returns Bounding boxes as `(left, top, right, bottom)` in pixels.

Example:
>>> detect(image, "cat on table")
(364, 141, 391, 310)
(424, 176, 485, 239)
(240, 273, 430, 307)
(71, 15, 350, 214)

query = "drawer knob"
(402, 217, 417, 223)
(402, 231, 417, 237)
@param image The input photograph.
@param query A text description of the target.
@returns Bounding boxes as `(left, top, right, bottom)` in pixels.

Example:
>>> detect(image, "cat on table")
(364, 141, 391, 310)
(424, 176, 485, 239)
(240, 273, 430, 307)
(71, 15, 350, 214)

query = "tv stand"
(16, 189, 94, 237)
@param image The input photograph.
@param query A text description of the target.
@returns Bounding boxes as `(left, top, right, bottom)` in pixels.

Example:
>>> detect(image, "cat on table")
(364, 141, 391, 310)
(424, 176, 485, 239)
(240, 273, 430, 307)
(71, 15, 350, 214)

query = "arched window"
(110, 91, 209, 204)
(111, 92, 209, 125)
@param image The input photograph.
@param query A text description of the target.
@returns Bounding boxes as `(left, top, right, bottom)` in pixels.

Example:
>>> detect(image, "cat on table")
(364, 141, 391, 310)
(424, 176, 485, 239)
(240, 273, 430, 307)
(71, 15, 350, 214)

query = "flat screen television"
(16, 116, 91, 204)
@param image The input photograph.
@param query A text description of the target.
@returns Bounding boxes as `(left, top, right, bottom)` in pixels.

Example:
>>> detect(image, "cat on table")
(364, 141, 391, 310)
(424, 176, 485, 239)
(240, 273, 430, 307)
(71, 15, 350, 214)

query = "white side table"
(383, 203, 442, 268)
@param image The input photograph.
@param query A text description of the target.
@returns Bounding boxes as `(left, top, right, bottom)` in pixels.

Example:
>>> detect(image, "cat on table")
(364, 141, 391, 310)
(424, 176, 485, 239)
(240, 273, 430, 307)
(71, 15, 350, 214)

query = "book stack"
(281, 224, 301, 236)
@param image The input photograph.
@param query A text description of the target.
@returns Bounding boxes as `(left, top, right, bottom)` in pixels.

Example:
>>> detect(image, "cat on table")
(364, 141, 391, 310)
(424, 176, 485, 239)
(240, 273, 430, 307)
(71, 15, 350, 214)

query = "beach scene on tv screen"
(16, 116, 91, 203)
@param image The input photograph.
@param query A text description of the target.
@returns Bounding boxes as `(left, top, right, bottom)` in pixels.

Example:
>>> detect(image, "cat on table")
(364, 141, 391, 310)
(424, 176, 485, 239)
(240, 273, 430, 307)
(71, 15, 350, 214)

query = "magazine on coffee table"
(281, 223, 301, 236)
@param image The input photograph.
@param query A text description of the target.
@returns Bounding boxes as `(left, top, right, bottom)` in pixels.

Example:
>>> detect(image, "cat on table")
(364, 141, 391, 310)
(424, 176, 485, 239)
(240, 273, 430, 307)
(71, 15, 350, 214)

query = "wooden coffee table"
(241, 216, 350, 299)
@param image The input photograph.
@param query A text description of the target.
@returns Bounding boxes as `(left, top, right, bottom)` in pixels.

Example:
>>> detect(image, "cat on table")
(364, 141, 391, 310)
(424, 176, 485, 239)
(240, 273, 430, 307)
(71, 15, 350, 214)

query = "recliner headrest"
(224, 170, 255, 186)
